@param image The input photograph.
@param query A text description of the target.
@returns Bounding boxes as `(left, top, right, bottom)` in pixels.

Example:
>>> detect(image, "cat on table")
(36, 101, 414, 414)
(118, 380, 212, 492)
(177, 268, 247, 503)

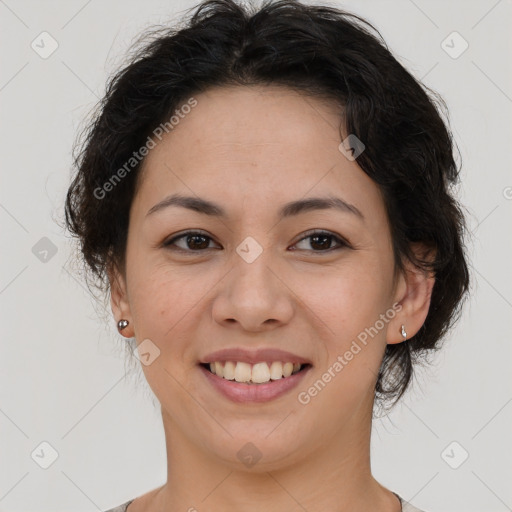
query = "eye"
(163, 230, 220, 252)
(291, 230, 349, 252)
(162, 229, 349, 254)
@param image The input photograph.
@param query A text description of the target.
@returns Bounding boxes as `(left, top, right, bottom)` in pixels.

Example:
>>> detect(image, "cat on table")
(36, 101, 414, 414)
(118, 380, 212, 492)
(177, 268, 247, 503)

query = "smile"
(199, 361, 312, 403)
(203, 360, 305, 384)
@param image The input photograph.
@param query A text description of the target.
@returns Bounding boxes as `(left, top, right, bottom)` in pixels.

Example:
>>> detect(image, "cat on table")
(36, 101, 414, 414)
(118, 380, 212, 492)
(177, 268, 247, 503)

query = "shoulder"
(395, 493, 428, 512)
(105, 494, 428, 512)
(103, 499, 134, 512)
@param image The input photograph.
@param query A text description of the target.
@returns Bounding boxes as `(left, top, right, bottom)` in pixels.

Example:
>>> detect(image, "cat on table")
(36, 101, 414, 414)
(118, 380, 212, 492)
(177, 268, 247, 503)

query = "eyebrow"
(146, 193, 364, 221)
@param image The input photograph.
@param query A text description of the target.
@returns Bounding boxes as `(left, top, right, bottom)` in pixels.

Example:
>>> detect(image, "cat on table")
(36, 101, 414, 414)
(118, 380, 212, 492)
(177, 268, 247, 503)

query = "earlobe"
(108, 265, 134, 338)
(387, 244, 436, 344)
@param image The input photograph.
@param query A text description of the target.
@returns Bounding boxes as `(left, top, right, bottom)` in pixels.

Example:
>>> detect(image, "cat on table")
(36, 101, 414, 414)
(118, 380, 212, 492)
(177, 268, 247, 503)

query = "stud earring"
(400, 324, 407, 341)
(117, 319, 129, 332)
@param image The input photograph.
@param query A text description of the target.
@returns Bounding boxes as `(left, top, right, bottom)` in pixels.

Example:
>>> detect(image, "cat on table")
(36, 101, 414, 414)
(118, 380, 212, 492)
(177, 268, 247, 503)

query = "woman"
(65, 1, 470, 511)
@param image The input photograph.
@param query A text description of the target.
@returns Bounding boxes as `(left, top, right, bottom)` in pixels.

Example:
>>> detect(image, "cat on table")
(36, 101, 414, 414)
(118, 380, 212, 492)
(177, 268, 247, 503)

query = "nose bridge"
(212, 234, 294, 329)
(231, 234, 279, 301)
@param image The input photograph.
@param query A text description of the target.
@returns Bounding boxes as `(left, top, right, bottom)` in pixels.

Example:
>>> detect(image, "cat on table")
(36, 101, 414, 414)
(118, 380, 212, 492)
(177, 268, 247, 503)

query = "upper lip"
(200, 348, 312, 365)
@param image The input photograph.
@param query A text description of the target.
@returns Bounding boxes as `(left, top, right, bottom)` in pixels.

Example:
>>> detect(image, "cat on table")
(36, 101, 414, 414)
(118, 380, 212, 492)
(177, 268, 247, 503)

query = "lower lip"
(199, 364, 311, 403)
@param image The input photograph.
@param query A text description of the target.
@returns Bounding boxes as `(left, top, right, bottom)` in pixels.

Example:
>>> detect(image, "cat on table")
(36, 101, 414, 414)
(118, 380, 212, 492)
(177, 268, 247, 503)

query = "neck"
(147, 397, 401, 512)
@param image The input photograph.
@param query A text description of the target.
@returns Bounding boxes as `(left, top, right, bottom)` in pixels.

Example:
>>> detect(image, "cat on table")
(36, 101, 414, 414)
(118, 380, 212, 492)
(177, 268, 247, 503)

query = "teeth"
(214, 361, 223, 376)
(234, 362, 252, 383)
(269, 361, 283, 380)
(223, 361, 236, 380)
(207, 361, 304, 384)
(283, 362, 293, 377)
(251, 362, 271, 383)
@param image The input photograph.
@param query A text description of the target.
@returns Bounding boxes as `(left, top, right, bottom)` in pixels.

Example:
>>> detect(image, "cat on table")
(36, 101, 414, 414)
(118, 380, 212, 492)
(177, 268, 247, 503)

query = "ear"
(108, 264, 135, 338)
(386, 243, 436, 344)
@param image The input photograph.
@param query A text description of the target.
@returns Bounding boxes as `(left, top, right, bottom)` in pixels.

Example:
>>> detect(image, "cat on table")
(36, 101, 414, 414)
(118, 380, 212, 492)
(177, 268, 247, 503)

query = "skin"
(109, 85, 435, 512)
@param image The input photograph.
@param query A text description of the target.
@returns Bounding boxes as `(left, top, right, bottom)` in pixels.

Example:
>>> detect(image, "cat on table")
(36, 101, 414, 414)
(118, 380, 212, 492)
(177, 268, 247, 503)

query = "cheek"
(295, 263, 393, 418)
(129, 266, 205, 340)
(301, 256, 394, 345)
(128, 267, 207, 402)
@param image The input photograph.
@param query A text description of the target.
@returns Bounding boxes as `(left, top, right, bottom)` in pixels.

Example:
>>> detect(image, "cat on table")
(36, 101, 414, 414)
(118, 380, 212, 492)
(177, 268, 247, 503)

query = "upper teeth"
(209, 361, 303, 384)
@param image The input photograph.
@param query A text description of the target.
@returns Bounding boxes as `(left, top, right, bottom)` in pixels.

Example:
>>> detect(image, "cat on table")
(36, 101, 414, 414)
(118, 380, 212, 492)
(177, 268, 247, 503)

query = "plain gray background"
(1, 0, 511, 511)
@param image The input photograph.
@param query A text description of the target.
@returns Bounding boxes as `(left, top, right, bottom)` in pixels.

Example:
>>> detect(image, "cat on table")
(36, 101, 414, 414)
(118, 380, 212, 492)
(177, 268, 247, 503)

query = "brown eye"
(291, 230, 349, 252)
(163, 229, 349, 254)
(163, 231, 219, 252)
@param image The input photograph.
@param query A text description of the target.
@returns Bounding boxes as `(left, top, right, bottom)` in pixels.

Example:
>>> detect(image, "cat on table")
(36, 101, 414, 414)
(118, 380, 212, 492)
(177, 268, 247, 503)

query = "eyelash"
(162, 229, 350, 254)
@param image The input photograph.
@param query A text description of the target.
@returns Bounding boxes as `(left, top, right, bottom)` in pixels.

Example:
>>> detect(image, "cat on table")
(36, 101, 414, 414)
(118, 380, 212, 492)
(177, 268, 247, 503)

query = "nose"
(211, 247, 294, 332)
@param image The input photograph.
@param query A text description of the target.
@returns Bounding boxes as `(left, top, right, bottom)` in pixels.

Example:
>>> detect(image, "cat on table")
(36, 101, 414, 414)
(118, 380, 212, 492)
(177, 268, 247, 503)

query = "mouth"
(198, 359, 312, 403)
(199, 360, 312, 385)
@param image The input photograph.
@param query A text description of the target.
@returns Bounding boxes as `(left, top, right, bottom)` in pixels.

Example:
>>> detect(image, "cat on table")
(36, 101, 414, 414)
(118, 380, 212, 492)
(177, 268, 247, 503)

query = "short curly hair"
(64, 0, 470, 410)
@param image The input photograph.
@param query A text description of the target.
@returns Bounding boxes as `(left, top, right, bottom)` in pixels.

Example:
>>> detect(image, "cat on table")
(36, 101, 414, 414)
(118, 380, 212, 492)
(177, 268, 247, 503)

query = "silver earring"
(400, 324, 407, 341)
(117, 319, 129, 332)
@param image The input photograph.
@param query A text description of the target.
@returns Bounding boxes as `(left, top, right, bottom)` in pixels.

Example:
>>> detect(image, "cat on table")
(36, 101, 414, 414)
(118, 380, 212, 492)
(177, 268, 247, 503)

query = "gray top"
(104, 492, 426, 511)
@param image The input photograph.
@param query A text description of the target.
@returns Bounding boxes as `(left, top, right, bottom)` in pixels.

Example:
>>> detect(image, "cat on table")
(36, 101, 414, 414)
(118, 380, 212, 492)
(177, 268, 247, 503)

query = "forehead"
(173, 85, 343, 156)
(131, 85, 385, 225)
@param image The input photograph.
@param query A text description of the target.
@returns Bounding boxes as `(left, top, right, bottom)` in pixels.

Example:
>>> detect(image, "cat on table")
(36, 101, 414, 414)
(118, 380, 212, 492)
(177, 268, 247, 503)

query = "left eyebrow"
(279, 196, 364, 221)
(146, 193, 364, 221)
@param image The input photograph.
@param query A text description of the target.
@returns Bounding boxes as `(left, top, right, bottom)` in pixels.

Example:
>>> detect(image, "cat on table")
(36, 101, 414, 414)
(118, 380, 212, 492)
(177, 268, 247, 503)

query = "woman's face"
(112, 85, 413, 470)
